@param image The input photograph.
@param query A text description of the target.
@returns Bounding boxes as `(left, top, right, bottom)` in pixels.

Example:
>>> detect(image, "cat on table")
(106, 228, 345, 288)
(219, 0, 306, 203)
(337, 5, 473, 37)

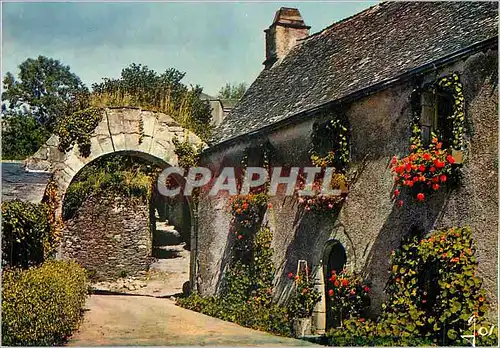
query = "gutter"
(204, 36, 498, 155)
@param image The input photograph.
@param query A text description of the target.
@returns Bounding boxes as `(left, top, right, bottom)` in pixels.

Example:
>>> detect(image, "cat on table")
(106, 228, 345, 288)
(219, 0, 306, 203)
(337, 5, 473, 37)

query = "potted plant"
(287, 266, 321, 337)
(327, 269, 370, 328)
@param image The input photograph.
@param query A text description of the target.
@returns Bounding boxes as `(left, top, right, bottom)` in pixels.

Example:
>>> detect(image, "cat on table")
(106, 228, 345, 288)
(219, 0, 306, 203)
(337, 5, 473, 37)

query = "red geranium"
(390, 135, 457, 204)
(327, 269, 371, 325)
(416, 193, 425, 202)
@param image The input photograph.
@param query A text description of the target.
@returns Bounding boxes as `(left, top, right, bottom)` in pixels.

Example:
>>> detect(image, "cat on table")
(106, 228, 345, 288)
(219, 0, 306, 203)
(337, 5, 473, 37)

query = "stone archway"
(25, 107, 203, 209)
(24, 107, 204, 289)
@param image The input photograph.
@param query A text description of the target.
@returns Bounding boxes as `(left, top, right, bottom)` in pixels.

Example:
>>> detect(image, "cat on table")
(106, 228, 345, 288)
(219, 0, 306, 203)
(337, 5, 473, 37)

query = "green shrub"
(378, 226, 490, 345)
(2, 260, 89, 346)
(326, 226, 495, 346)
(327, 318, 436, 346)
(1, 200, 56, 268)
(178, 226, 292, 337)
(63, 155, 157, 220)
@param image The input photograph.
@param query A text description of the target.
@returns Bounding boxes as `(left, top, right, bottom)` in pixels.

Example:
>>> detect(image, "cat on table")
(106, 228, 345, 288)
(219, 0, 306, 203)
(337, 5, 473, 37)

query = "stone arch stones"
(24, 107, 204, 214)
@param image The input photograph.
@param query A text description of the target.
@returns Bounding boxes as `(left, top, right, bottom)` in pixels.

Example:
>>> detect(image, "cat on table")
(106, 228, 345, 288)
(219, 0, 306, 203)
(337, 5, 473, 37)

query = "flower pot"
(451, 149, 463, 164)
(340, 183, 349, 195)
(293, 317, 312, 338)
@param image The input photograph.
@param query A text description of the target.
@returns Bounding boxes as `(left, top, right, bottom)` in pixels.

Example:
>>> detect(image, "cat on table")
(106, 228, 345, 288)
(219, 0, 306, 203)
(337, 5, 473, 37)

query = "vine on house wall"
(297, 114, 350, 214)
(437, 73, 465, 150)
(409, 73, 465, 151)
(326, 227, 497, 346)
(56, 107, 104, 157)
(177, 226, 292, 337)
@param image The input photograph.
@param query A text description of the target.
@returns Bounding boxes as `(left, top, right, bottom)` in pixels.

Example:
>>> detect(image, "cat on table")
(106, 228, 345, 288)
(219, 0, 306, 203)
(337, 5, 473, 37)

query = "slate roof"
(212, 1, 498, 145)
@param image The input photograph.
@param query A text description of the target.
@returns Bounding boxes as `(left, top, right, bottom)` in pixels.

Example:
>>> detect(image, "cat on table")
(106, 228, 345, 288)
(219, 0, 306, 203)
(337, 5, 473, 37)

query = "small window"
(419, 85, 454, 148)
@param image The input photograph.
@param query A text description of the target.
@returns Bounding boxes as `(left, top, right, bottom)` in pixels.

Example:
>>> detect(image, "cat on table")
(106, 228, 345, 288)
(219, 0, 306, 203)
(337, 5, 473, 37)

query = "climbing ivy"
(138, 116, 144, 145)
(326, 226, 497, 346)
(310, 114, 350, 171)
(172, 137, 203, 169)
(296, 113, 350, 215)
(437, 73, 465, 150)
(409, 73, 465, 151)
(177, 226, 292, 336)
(56, 107, 103, 157)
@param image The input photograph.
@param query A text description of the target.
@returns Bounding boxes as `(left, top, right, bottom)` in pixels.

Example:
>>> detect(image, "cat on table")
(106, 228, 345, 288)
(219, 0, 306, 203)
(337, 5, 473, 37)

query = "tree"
(1, 111, 50, 160)
(91, 63, 213, 140)
(2, 56, 88, 132)
(217, 82, 247, 100)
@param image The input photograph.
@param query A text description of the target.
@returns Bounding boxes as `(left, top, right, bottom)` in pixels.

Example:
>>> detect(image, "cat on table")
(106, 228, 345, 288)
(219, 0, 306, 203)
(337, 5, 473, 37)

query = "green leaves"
(56, 107, 103, 157)
(177, 226, 292, 337)
(2, 200, 56, 268)
(1, 260, 88, 346)
(2, 56, 88, 132)
(374, 226, 491, 345)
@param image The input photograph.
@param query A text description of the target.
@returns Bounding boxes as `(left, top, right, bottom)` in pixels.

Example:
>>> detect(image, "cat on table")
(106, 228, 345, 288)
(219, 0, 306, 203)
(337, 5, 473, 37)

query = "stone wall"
(196, 49, 498, 322)
(62, 193, 152, 280)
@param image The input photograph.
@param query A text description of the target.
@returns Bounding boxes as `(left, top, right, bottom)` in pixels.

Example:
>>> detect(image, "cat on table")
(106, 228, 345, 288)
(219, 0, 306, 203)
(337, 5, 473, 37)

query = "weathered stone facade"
(196, 48, 499, 329)
(62, 193, 152, 280)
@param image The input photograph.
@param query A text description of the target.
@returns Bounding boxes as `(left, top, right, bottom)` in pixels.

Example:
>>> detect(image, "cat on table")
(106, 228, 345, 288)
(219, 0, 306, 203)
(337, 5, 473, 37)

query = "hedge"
(1, 200, 55, 268)
(2, 260, 89, 346)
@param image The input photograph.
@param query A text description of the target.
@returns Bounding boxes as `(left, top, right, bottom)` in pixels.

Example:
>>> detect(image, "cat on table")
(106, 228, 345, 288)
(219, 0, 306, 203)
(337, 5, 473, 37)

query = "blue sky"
(2, 1, 377, 96)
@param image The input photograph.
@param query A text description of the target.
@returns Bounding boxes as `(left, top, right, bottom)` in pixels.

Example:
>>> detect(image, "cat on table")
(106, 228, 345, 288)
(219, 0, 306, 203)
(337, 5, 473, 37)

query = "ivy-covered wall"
(196, 48, 498, 325)
(62, 192, 152, 280)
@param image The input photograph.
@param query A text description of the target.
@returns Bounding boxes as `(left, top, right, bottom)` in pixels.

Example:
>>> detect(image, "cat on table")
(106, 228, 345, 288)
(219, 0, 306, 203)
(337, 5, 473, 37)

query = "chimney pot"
(263, 7, 310, 69)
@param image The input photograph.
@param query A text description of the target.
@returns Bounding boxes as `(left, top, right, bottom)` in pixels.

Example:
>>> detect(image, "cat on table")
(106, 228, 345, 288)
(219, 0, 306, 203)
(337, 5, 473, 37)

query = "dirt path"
(68, 295, 315, 346)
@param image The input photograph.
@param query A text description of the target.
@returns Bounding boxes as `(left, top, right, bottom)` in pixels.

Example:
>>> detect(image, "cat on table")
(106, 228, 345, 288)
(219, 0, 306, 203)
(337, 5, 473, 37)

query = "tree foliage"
(2, 56, 88, 131)
(1, 111, 50, 160)
(1, 56, 87, 159)
(217, 82, 247, 99)
(91, 63, 213, 140)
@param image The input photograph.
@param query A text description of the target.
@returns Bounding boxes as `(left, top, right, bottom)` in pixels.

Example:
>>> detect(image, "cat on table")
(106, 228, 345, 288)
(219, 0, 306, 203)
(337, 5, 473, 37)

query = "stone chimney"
(263, 7, 310, 69)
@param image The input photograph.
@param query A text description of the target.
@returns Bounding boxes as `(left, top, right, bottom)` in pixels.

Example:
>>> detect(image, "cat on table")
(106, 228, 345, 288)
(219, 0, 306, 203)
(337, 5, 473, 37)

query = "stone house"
(195, 2, 498, 332)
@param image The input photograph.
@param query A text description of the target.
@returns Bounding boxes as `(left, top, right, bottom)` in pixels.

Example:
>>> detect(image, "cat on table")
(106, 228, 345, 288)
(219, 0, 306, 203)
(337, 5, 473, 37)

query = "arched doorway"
(59, 151, 196, 295)
(322, 239, 347, 330)
(25, 108, 204, 293)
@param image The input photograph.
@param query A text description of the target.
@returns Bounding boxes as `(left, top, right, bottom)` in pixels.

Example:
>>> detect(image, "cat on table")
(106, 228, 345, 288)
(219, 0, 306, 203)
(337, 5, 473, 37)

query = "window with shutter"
(418, 84, 455, 148)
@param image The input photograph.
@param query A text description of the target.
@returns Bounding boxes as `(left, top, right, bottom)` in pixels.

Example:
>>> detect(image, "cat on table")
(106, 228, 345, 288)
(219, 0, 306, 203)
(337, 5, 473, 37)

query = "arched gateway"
(24, 107, 205, 288)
